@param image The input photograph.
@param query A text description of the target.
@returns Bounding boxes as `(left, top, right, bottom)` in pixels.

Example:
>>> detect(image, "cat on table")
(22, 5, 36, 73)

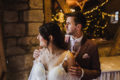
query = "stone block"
(18, 36, 39, 46)
(7, 55, 25, 71)
(7, 54, 33, 80)
(7, 53, 33, 71)
(30, 0, 43, 9)
(14, 3, 29, 10)
(24, 10, 44, 22)
(29, 46, 39, 53)
(28, 23, 42, 35)
(4, 23, 26, 37)
(3, 2, 29, 10)
(6, 47, 26, 56)
(5, 38, 16, 48)
(24, 54, 33, 69)
(4, 11, 18, 22)
(7, 70, 30, 80)
(3, 0, 28, 3)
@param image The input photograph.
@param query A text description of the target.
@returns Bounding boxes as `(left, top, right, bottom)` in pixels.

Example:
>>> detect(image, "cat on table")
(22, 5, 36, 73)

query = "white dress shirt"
(70, 35, 83, 52)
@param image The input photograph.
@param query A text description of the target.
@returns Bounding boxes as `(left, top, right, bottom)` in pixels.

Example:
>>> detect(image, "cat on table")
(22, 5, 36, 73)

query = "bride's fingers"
(33, 50, 40, 58)
(34, 52, 39, 57)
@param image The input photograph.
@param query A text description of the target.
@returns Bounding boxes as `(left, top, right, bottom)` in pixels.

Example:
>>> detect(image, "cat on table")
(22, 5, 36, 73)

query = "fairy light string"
(52, 0, 119, 38)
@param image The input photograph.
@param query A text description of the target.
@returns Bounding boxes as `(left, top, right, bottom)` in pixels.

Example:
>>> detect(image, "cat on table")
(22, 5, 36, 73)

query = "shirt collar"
(70, 35, 83, 43)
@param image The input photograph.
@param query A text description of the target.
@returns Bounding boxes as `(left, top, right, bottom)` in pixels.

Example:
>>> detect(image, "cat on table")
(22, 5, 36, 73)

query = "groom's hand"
(68, 64, 82, 77)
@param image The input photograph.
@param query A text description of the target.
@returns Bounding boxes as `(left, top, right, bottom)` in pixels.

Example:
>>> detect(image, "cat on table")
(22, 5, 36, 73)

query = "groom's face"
(65, 17, 77, 35)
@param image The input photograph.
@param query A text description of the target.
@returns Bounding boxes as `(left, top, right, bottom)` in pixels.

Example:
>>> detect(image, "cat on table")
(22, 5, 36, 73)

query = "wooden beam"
(56, 0, 71, 13)
(0, 12, 7, 80)
(44, 0, 52, 23)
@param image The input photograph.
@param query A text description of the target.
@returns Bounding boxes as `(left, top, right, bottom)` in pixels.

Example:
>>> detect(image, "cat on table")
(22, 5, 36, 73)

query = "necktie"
(71, 39, 75, 53)
(72, 41, 81, 56)
(73, 41, 79, 52)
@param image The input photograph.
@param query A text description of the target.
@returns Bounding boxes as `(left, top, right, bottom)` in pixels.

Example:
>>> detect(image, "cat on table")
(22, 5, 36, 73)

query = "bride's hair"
(39, 22, 67, 50)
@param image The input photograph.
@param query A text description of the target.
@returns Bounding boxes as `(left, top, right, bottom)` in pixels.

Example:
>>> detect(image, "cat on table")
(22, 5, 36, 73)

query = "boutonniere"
(82, 53, 90, 59)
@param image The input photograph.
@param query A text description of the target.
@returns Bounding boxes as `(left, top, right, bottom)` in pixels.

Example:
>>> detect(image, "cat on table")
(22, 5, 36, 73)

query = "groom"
(65, 12, 101, 80)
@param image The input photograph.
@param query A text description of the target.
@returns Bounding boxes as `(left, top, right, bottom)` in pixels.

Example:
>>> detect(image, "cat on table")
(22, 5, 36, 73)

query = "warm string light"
(51, 0, 119, 38)
(83, 0, 109, 15)
(76, 0, 88, 11)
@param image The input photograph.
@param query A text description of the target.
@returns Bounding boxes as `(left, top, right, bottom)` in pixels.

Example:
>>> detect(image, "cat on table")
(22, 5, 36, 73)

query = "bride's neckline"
(48, 50, 68, 70)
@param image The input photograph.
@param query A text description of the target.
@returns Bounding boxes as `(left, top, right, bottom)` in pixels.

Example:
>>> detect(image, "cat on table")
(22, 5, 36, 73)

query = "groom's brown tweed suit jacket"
(66, 36, 101, 80)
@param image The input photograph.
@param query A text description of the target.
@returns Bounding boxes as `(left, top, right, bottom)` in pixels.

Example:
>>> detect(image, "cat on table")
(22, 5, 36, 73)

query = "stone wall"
(0, 0, 44, 80)
(0, 0, 120, 80)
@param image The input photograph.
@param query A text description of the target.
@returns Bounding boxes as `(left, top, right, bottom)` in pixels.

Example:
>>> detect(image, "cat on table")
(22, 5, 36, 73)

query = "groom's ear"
(49, 35, 53, 41)
(76, 24, 82, 30)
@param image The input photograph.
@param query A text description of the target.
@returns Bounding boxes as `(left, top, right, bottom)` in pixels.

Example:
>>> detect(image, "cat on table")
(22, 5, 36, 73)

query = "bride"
(28, 22, 80, 80)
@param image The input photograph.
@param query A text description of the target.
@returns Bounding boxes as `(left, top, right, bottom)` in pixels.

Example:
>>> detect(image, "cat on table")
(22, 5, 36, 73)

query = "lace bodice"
(28, 48, 81, 80)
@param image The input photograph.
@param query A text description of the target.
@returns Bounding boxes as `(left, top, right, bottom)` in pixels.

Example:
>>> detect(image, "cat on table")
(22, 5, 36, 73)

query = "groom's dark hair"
(65, 12, 86, 30)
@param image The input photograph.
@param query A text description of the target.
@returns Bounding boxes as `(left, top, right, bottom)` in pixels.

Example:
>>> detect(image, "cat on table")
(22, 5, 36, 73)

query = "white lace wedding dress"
(28, 48, 81, 80)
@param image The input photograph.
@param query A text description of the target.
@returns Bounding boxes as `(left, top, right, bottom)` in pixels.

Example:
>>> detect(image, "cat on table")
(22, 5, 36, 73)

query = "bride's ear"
(49, 35, 53, 41)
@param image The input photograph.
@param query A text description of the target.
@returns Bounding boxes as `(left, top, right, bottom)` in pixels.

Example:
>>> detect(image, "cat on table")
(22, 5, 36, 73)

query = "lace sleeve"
(37, 48, 54, 69)
(28, 48, 47, 80)
(34, 48, 45, 62)
(36, 48, 48, 62)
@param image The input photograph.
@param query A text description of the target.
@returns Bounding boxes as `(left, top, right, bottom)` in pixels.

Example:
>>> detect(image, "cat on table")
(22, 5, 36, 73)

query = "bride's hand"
(33, 49, 40, 59)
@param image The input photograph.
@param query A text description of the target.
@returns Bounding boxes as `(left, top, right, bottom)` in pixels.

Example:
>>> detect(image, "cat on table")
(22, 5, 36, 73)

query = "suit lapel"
(67, 35, 88, 57)
(76, 36, 88, 58)
(66, 36, 71, 51)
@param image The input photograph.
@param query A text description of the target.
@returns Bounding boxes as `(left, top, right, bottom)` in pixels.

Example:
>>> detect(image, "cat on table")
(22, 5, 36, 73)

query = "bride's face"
(37, 33, 47, 47)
